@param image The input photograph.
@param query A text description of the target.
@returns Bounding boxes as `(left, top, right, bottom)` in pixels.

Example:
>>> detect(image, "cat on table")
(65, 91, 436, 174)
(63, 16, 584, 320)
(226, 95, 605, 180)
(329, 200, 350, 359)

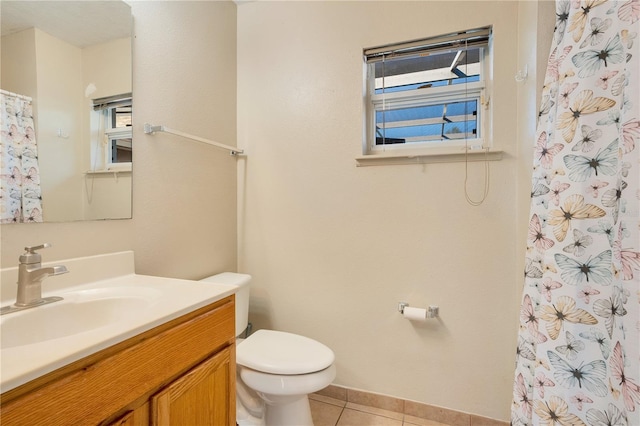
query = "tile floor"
(309, 394, 449, 426)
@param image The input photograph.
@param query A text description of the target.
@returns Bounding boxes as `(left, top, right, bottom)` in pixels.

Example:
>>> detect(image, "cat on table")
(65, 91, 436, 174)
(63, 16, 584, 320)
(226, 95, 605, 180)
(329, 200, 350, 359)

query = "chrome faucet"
(0, 244, 69, 315)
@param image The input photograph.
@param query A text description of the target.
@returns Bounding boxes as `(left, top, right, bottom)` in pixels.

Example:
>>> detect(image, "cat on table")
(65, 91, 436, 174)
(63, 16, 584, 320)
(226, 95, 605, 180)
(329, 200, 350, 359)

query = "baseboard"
(314, 384, 508, 426)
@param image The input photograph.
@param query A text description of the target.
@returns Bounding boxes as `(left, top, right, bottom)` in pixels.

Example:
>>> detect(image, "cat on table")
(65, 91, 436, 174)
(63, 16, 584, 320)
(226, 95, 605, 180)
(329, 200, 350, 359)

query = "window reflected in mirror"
(110, 104, 132, 164)
(92, 93, 132, 169)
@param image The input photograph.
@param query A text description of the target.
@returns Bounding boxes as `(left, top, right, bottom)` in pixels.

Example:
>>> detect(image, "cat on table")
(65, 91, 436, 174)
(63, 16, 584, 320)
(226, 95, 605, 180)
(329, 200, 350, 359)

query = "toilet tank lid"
(237, 330, 334, 375)
(200, 272, 251, 288)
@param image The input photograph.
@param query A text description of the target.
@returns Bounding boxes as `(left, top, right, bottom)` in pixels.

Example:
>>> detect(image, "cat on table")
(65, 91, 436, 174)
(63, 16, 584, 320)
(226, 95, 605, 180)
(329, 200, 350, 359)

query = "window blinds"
(93, 93, 132, 111)
(364, 26, 492, 63)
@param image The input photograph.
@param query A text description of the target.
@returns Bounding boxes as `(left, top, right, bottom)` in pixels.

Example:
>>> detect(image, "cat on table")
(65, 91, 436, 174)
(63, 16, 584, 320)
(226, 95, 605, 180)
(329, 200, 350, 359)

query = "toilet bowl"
(201, 273, 335, 426)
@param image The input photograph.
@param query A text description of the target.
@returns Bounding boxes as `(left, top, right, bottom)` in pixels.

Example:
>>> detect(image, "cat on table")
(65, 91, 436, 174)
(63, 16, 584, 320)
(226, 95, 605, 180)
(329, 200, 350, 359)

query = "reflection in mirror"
(92, 93, 133, 169)
(1, 1, 132, 223)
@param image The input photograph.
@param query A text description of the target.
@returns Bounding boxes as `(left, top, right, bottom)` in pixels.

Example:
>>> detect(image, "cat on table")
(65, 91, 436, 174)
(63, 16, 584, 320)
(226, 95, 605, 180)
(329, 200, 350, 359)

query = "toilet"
(201, 273, 335, 426)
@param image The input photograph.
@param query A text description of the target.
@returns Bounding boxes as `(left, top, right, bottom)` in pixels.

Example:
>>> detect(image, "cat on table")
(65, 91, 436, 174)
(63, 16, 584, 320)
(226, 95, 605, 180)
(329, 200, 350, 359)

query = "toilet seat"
(237, 330, 334, 375)
(240, 364, 336, 397)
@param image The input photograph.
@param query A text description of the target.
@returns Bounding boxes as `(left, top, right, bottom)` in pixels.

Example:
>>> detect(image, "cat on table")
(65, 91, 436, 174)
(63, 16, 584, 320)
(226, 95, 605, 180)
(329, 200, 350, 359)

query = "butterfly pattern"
(513, 1, 639, 424)
(1, 93, 43, 223)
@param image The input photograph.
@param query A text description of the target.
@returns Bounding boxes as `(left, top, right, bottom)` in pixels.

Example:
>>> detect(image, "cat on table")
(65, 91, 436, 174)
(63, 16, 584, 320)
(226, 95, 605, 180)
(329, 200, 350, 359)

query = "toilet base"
(239, 363, 336, 426)
(237, 402, 265, 426)
(263, 395, 313, 426)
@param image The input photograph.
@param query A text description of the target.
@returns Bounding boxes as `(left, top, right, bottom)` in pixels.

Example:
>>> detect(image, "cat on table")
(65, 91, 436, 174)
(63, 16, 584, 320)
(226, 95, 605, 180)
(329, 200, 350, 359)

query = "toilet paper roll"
(402, 306, 427, 322)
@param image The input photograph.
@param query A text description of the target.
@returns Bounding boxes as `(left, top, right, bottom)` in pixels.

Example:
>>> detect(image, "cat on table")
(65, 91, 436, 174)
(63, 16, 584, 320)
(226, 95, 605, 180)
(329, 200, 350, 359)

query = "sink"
(1, 287, 161, 349)
(0, 251, 238, 394)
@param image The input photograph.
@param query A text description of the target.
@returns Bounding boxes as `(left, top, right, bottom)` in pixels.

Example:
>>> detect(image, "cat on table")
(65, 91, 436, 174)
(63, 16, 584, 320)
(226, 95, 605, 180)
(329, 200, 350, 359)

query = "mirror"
(1, 1, 132, 223)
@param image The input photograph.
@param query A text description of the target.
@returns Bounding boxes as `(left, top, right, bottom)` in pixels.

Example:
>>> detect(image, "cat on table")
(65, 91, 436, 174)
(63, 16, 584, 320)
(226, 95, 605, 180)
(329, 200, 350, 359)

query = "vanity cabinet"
(0, 296, 236, 426)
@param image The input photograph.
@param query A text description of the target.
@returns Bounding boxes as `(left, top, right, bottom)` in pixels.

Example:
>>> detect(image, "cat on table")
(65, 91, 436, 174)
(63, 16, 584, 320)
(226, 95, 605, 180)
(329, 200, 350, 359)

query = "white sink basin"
(1, 287, 161, 349)
(0, 251, 237, 394)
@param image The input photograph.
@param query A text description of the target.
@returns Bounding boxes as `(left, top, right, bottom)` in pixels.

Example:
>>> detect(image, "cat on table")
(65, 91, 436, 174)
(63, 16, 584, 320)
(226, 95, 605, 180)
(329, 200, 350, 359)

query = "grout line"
(317, 386, 506, 426)
(334, 405, 345, 426)
(315, 399, 452, 426)
(345, 402, 405, 421)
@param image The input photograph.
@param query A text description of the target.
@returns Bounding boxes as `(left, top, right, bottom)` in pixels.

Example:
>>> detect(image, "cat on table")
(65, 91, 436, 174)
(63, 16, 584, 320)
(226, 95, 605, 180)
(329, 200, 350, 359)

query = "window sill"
(355, 149, 503, 167)
(85, 168, 132, 175)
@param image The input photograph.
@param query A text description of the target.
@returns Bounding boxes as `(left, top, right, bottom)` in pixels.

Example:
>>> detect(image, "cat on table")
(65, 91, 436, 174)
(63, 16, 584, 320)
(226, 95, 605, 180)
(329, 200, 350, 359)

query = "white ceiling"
(1, 1, 131, 48)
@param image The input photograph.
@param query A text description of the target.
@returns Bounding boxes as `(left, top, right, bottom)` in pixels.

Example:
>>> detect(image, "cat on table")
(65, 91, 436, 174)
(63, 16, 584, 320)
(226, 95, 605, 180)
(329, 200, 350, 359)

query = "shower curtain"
(1, 92, 44, 223)
(512, 1, 639, 424)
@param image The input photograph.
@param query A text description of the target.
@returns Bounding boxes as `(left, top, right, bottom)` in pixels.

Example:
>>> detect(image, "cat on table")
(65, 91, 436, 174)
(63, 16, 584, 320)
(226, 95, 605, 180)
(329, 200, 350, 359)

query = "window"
(363, 27, 492, 157)
(93, 93, 132, 169)
(105, 104, 132, 164)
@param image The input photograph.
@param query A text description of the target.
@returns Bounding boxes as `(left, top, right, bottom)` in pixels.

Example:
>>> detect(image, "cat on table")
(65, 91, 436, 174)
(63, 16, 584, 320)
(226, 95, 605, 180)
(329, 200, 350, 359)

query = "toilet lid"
(236, 330, 334, 375)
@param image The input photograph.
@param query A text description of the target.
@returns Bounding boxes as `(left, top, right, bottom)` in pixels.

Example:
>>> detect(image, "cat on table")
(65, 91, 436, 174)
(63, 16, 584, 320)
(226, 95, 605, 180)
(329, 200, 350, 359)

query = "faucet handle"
(20, 243, 52, 264)
(24, 243, 52, 253)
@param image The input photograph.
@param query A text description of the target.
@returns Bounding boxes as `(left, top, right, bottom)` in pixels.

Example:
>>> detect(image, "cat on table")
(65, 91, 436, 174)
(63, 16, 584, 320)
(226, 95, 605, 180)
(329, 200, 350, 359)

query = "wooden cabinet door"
(151, 347, 234, 426)
(107, 403, 149, 426)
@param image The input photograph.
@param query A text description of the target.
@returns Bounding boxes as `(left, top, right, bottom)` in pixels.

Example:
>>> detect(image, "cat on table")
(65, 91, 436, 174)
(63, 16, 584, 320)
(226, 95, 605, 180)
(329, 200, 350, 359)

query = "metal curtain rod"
(0, 89, 32, 102)
(143, 123, 244, 156)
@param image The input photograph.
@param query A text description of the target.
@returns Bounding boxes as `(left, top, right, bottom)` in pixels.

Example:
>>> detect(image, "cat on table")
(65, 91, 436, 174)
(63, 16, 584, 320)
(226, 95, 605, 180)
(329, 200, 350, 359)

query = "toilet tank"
(200, 272, 251, 337)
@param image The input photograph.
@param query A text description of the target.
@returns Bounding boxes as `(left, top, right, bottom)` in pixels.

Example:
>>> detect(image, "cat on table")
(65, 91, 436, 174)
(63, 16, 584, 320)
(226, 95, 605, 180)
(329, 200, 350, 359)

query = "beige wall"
(34, 28, 85, 222)
(131, 0, 237, 278)
(1, 28, 37, 100)
(82, 37, 132, 102)
(237, 1, 551, 420)
(1, 1, 238, 280)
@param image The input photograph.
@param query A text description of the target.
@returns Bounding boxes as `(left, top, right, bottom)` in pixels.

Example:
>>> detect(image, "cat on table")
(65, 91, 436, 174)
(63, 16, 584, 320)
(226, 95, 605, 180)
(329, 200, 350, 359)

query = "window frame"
(104, 105, 132, 168)
(362, 27, 493, 160)
(88, 93, 133, 172)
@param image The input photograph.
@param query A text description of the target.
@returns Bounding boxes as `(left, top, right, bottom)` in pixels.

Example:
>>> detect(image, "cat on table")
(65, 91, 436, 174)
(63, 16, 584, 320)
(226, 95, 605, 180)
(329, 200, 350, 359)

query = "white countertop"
(0, 251, 236, 393)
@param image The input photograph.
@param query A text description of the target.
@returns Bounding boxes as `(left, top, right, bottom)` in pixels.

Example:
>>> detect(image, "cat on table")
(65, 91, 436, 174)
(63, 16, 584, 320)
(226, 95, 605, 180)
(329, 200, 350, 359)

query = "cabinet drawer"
(1, 296, 234, 426)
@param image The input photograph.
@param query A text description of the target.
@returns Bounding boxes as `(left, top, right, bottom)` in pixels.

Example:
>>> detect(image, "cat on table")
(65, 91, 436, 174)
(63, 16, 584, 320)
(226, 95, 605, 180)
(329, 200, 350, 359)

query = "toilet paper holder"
(398, 302, 439, 318)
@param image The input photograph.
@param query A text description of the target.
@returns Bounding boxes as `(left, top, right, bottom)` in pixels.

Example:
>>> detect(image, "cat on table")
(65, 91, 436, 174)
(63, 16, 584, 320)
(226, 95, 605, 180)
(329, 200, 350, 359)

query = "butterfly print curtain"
(1, 92, 44, 223)
(512, 1, 640, 424)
